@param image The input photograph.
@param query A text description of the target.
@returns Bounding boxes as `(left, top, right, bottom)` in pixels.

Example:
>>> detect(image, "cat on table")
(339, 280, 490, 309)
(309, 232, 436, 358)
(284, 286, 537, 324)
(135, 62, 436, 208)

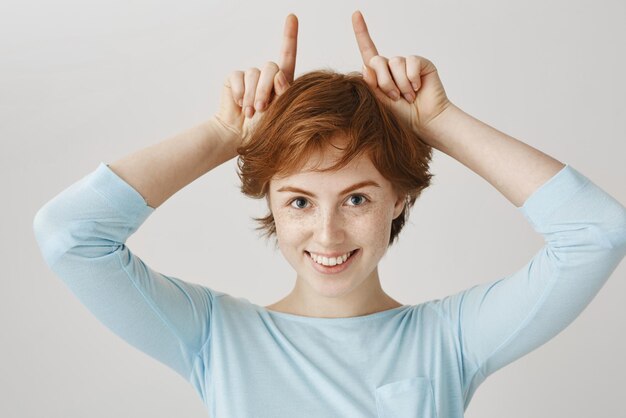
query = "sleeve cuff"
(517, 164, 590, 228)
(88, 162, 155, 223)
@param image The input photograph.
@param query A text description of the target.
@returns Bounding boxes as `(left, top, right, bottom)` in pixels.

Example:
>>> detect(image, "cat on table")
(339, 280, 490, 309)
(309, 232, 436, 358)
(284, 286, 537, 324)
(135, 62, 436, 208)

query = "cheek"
(273, 211, 308, 245)
(273, 204, 395, 246)
(359, 206, 394, 244)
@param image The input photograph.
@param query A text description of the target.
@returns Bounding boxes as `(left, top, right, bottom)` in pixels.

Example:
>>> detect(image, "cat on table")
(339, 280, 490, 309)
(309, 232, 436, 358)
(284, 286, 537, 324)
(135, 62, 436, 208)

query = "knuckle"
(229, 72, 241, 83)
(388, 56, 405, 64)
(265, 61, 279, 71)
(233, 85, 244, 96)
(406, 55, 420, 66)
(369, 55, 387, 66)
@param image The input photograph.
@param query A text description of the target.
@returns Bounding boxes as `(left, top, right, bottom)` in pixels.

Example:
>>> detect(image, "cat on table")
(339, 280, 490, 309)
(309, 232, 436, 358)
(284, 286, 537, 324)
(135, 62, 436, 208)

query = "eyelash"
(288, 194, 370, 210)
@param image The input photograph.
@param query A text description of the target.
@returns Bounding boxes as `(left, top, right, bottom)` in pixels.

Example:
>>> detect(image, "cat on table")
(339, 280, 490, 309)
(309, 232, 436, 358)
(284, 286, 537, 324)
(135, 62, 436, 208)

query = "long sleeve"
(432, 164, 626, 407)
(32, 162, 214, 382)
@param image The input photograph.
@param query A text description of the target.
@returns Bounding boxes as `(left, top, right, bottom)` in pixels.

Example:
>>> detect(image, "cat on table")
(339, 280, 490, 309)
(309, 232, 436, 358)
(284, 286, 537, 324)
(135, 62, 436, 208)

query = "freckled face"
(268, 140, 405, 299)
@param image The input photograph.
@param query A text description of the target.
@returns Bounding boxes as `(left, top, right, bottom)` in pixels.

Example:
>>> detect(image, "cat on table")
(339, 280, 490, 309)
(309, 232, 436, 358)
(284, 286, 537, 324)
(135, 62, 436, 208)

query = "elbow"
(33, 205, 69, 269)
(588, 208, 626, 267)
(591, 200, 626, 252)
(607, 205, 626, 251)
(613, 214, 626, 255)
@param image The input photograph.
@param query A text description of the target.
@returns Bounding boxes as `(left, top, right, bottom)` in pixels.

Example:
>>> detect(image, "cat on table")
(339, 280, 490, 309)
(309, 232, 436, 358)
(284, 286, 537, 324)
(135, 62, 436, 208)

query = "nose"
(315, 207, 345, 247)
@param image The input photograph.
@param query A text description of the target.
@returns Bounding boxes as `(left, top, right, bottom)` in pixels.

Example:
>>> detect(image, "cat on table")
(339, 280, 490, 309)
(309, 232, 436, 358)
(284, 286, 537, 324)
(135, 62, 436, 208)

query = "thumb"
(362, 64, 377, 90)
(220, 78, 240, 114)
(274, 70, 290, 96)
(218, 77, 244, 129)
(362, 64, 390, 104)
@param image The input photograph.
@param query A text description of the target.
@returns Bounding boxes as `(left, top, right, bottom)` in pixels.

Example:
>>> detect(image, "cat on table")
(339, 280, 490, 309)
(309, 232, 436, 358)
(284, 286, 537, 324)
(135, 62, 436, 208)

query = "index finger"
(351, 10, 379, 64)
(278, 13, 298, 83)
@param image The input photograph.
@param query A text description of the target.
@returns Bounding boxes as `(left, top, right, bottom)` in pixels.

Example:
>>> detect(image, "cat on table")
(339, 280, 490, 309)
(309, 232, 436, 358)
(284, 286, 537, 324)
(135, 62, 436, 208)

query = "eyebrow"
(276, 180, 381, 198)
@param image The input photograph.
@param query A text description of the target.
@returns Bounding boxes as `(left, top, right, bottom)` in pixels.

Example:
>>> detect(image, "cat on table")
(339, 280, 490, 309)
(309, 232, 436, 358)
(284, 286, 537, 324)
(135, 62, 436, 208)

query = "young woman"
(33, 11, 626, 418)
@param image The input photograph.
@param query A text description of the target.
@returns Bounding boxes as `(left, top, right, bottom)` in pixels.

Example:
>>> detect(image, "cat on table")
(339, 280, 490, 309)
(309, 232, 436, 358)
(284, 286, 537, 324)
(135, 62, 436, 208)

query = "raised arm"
(109, 14, 299, 209)
(33, 14, 300, 385)
(351, 9, 626, 405)
(352, 10, 564, 207)
(416, 104, 566, 207)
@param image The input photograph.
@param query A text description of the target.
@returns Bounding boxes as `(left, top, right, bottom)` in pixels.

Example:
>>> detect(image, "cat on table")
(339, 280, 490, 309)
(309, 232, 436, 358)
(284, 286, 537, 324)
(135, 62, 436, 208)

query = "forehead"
(270, 138, 385, 189)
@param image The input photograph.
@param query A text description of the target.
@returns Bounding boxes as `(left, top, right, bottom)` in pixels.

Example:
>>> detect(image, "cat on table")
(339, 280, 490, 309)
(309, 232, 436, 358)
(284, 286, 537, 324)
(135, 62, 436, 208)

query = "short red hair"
(236, 70, 434, 246)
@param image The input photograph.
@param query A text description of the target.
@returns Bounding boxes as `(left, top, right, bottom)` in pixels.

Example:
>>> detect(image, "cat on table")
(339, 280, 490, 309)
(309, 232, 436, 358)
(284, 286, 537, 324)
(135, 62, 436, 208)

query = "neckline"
(256, 304, 411, 324)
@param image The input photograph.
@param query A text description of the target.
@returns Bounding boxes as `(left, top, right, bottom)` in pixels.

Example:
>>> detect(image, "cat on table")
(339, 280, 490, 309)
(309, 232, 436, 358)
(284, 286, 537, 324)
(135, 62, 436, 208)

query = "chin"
(305, 271, 362, 298)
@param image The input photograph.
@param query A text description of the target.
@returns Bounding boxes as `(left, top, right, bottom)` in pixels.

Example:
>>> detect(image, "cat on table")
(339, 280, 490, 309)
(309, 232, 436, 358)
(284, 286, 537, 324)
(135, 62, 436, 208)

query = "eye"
(346, 194, 368, 206)
(289, 194, 369, 209)
(289, 197, 309, 209)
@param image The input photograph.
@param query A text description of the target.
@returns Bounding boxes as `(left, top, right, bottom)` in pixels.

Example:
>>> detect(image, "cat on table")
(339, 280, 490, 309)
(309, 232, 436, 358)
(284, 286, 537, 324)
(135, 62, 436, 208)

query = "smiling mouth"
(304, 249, 359, 267)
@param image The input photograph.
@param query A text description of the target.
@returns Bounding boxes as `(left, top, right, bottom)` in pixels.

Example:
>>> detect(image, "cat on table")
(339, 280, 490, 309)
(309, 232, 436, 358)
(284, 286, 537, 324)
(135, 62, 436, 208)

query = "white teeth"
(309, 250, 354, 267)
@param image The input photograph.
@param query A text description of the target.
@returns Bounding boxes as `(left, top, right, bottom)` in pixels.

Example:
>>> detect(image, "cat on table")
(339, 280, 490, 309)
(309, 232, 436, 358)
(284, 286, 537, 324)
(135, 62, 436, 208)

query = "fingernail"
(245, 106, 254, 118)
(238, 99, 243, 107)
(403, 93, 415, 103)
(390, 90, 400, 101)
(412, 82, 419, 91)
(255, 100, 265, 111)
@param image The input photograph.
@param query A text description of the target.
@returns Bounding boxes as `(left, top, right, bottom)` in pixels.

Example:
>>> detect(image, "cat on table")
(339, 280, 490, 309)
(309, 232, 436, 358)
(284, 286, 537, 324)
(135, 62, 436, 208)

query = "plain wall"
(2, 0, 625, 417)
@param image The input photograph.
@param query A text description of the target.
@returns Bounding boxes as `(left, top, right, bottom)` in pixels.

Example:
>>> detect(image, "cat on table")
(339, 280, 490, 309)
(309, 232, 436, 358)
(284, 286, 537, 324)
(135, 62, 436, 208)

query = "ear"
(392, 194, 406, 220)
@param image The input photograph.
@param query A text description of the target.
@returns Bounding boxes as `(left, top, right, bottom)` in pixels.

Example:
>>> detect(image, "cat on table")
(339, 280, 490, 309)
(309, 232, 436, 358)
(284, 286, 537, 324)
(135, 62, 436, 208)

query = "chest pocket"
(375, 376, 438, 418)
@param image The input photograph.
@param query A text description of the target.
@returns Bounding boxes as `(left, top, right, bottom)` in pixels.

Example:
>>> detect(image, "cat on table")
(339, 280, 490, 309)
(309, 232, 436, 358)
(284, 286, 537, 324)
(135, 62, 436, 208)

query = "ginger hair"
(236, 69, 434, 246)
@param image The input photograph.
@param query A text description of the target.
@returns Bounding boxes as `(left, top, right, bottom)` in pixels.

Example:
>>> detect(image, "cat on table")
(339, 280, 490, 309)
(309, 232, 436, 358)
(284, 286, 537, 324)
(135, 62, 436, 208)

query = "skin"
(212, 10, 564, 317)
(265, 135, 405, 318)
(109, 11, 564, 317)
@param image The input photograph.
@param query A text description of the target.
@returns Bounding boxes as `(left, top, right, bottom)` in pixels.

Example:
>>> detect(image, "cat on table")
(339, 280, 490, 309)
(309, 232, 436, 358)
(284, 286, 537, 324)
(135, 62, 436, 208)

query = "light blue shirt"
(33, 162, 626, 417)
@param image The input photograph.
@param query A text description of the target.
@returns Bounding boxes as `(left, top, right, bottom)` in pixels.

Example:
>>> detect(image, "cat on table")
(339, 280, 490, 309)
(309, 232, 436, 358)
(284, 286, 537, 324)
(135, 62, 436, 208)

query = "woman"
(33, 11, 626, 418)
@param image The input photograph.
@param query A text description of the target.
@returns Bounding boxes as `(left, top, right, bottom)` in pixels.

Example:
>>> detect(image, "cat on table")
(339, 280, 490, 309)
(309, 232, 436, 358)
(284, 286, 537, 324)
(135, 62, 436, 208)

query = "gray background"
(2, 0, 625, 417)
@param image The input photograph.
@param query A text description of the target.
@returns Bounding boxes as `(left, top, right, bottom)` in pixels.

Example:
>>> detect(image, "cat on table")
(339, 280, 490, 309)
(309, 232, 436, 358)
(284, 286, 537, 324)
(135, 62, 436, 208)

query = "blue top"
(33, 162, 626, 418)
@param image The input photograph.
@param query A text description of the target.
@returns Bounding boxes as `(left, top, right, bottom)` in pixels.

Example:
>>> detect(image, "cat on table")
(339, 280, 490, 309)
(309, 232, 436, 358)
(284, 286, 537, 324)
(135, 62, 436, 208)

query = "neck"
(266, 267, 403, 318)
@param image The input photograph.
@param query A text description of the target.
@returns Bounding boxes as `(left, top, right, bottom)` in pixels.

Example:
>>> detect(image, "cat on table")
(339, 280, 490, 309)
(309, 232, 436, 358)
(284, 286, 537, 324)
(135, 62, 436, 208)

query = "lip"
(308, 250, 355, 258)
(305, 249, 360, 275)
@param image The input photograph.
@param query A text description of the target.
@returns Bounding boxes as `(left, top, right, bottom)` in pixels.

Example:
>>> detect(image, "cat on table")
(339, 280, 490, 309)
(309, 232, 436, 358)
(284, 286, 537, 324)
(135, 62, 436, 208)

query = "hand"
(351, 10, 451, 137)
(216, 13, 299, 146)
